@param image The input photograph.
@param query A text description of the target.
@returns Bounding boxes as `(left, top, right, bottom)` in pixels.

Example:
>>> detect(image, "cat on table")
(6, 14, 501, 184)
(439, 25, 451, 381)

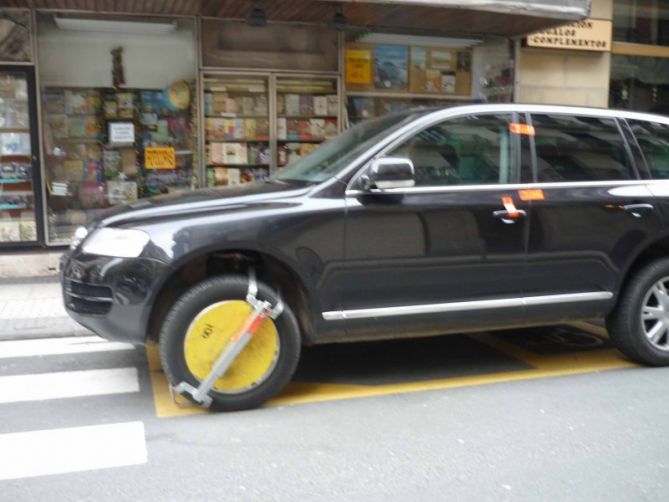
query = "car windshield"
(273, 111, 417, 184)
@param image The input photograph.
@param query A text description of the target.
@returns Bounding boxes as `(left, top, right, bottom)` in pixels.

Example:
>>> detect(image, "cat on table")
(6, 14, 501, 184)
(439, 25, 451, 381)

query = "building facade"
(0, 0, 594, 261)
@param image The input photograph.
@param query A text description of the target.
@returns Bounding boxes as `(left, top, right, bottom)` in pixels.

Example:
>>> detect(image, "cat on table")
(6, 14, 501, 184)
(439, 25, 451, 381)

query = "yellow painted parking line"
(146, 344, 205, 418)
(147, 332, 638, 418)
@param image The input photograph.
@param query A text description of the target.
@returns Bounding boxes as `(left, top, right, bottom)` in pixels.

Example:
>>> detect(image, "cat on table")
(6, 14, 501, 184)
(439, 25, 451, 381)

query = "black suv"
(62, 104, 669, 410)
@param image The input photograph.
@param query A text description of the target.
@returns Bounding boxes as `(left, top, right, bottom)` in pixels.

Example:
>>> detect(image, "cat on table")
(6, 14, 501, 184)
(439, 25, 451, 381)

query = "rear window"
(531, 114, 635, 182)
(628, 120, 669, 179)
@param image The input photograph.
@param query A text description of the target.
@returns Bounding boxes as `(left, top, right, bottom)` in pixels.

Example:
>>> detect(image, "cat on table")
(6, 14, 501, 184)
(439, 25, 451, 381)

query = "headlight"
(70, 226, 89, 250)
(82, 228, 150, 258)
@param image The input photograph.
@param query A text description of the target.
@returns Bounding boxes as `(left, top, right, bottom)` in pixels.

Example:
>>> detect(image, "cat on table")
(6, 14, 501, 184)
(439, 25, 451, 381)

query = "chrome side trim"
(322, 291, 613, 321)
(345, 179, 661, 197)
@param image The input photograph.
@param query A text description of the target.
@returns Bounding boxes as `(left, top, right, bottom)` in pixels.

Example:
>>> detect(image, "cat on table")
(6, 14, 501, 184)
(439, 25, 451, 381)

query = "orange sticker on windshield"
(518, 189, 544, 201)
(509, 123, 536, 136)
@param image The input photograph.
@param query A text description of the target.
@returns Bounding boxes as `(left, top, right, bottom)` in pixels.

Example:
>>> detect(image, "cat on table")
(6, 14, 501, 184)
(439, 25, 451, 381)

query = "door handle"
(623, 203, 654, 218)
(493, 209, 527, 224)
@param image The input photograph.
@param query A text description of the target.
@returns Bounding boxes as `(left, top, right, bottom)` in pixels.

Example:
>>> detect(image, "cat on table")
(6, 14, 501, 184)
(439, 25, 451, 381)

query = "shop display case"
(275, 76, 339, 168)
(0, 70, 39, 244)
(202, 73, 341, 186)
(344, 40, 479, 124)
(203, 74, 270, 187)
(42, 84, 196, 244)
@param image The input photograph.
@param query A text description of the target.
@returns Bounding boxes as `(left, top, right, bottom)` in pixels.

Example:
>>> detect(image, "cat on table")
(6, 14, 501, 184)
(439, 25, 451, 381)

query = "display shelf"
(278, 138, 328, 143)
(278, 115, 338, 119)
(0, 191, 33, 196)
(53, 137, 101, 142)
(207, 163, 269, 168)
(0, 154, 31, 161)
(205, 114, 268, 119)
(0, 179, 32, 185)
(0, 204, 28, 210)
(0, 128, 30, 133)
(206, 138, 270, 143)
(275, 75, 339, 168)
(347, 90, 474, 100)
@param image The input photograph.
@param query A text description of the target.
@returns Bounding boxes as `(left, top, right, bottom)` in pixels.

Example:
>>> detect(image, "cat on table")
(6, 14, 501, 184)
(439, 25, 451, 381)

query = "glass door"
(0, 67, 41, 246)
(202, 73, 270, 186)
(275, 76, 340, 169)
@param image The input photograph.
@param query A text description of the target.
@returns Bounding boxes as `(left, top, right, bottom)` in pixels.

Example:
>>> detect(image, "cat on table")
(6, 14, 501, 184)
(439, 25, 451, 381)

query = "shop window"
(610, 54, 669, 113)
(201, 20, 338, 72)
(614, 0, 669, 46)
(202, 73, 341, 187)
(388, 114, 514, 187)
(0, 70, 39, 243)
(531, 114, 635, 182)
(37, 14, 197, 244)
(344, 36, 512, 124)
(628, 119, 669, 179)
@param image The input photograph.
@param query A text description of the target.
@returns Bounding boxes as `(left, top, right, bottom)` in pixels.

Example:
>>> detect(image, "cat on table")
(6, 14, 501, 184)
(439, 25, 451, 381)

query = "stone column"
(515, 0, 613, 107)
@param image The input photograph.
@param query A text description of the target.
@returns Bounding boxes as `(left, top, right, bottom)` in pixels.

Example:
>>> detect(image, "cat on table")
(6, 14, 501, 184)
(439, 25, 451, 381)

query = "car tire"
(607, 258, 669, 366)
(159, 275, 301, 411)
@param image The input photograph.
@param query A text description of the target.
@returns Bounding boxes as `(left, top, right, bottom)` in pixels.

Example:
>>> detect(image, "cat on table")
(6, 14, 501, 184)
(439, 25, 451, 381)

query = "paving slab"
(0, 277, 91, 340)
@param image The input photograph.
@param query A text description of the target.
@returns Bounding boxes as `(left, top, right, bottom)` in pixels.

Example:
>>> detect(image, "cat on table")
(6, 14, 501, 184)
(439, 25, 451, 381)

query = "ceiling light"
(246, 5, 267, 27)
(54, 15, 176, 35)
(329, 6, 347, 31)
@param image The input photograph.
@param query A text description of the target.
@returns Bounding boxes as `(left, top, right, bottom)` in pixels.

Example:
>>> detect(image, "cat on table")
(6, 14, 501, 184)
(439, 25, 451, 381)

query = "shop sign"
(346, 49, 373, 85)
(109, 122, 135, 144)
(145, 147, 176, 170)
(526, 19, 612, 52)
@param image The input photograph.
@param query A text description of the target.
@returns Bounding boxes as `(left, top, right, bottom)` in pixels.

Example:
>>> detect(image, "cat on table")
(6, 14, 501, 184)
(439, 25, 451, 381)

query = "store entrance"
(0, 66, 43, 247)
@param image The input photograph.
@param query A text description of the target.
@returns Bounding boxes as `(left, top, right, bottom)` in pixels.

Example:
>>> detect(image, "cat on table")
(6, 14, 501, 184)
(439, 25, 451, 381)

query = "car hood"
(96, 180, 311, 227)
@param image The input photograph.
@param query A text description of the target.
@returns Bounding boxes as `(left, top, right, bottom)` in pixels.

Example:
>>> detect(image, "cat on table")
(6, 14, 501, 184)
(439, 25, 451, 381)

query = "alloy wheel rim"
(641, 277, 669, 351)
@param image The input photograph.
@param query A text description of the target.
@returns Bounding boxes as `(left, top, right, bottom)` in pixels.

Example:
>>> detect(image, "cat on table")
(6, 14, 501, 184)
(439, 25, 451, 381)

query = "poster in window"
(409, 48, 457, 94)
(345, 49, 373, 85)
(374, 45, 408, 90)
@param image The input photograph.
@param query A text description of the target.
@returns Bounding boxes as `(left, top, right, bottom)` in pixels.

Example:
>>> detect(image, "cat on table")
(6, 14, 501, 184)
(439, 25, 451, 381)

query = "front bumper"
(61, 250, 171, 345)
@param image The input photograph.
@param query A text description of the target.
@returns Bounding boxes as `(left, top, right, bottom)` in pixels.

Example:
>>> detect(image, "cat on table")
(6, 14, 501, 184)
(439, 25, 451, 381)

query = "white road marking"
(0, 297, 67, 320)
(0, 368, 139, 404)
(0, 422, 147, 481)
(0, 336, 133, 359)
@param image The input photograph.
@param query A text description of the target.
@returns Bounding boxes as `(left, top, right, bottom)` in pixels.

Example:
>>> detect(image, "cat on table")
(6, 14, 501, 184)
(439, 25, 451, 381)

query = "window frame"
(347, 111, 522, 192)
(525, 112, 642, 184)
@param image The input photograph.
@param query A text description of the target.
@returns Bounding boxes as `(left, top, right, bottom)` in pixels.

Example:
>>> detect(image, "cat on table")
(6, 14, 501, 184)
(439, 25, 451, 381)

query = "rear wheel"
(159, 275, 301, 411)
(607, 258, 669, 366)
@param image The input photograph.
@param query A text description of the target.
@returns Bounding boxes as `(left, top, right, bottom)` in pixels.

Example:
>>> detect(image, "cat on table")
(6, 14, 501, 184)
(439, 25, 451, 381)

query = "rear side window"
(531, 114, 635, 182)
(628, 120, 669, 179)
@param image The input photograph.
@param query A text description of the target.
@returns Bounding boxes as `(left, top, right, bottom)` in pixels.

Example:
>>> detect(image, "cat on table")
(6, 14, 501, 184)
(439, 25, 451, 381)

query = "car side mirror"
(365, 157, 415, 191)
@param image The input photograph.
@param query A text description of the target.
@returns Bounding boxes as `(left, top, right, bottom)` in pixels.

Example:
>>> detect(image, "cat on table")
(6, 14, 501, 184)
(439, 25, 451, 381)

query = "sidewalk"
(0, 277, 91, 341)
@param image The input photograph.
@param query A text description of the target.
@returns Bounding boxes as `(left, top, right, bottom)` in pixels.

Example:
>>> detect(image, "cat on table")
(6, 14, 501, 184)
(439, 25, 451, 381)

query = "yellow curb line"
(146, 334, 637, 418)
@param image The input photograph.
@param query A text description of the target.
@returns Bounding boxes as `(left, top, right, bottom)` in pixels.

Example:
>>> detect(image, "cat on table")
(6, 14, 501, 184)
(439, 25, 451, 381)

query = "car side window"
(387, 114, 515, 187)
(531, 114, 635, 182)
(628, 120, 669, 179)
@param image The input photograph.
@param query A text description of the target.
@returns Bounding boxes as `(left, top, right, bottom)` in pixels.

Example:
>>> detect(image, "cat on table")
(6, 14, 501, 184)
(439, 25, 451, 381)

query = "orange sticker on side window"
(518, 189, 544, 201)
(509, 123, 536, 136)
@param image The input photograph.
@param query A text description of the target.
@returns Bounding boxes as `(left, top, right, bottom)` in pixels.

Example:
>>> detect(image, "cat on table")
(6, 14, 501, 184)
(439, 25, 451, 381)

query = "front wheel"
(159, 275, 301, 411)
(607, 258, 669, 366)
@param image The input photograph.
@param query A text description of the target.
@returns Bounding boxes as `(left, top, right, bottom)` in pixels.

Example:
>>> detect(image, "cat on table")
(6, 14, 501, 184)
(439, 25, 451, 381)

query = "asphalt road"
(1, 326, 668, 501)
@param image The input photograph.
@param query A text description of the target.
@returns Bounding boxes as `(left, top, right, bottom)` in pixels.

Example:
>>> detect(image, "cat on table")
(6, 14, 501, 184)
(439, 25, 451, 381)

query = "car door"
(523, 111, 666, 323)
(334, 112, 531, 340)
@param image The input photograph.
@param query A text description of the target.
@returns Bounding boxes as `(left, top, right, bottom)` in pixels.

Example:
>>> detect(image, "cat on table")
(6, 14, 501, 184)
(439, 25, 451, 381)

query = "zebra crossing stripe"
(0, 422, 147, 481)
(0, 368, 139, 404)
(0, 336, 134, 359)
